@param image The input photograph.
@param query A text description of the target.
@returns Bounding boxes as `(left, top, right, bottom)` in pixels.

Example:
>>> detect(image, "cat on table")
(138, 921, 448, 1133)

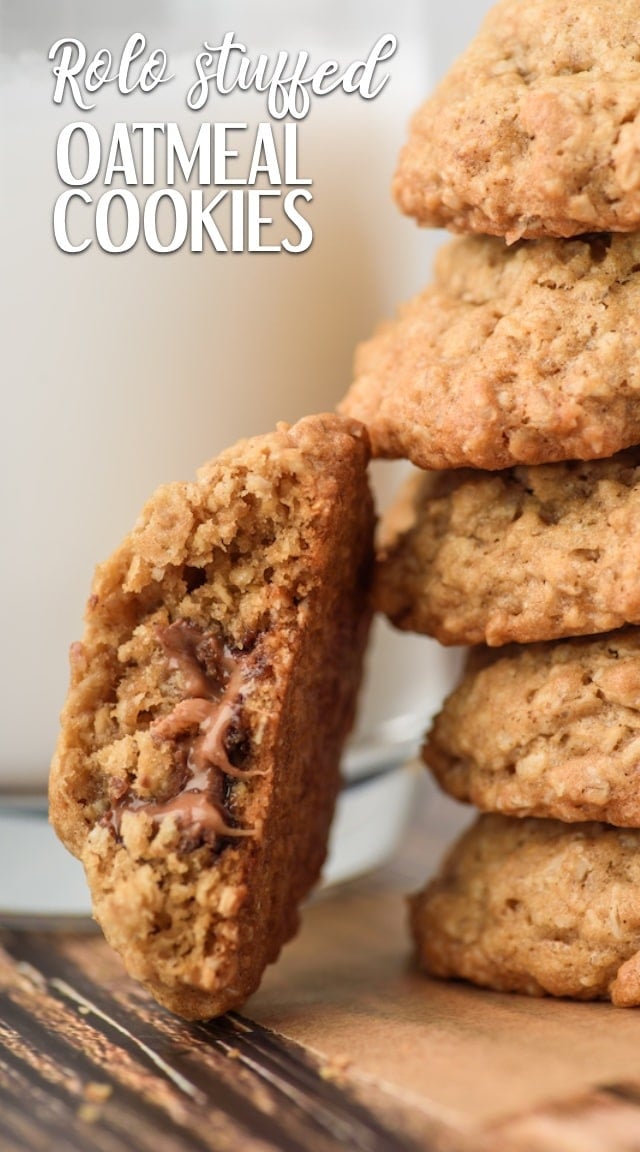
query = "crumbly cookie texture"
(410, 815, 640, 1006)
(340, 233, 640, 471)
(49, 415, 374, 1020)
(375, 449, 640, 646)
(393, 0, 640, 240)
(425, 630, 640, 825)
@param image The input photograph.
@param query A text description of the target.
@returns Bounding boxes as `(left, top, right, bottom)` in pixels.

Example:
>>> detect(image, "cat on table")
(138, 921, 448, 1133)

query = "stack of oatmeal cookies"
(341, 0, 640, 1005)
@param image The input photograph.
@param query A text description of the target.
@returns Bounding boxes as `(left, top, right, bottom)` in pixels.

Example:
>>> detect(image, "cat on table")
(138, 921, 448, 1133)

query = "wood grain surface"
(0, 921, 434, 1152)
(2, 777, 640, 1151)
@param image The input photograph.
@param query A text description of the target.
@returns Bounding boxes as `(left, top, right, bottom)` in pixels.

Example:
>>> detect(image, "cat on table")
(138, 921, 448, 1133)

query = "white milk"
(0, 2, 460, 789)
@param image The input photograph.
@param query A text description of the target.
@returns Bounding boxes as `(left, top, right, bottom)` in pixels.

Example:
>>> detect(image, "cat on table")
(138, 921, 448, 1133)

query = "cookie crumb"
(319, 1054, 352, 1081)
(83, 1082, 113, 1103)
(218, 885, 247, 918)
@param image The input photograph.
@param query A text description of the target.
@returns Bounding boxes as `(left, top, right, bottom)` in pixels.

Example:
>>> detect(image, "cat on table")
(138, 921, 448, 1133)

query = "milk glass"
(0, 0, 467, 904)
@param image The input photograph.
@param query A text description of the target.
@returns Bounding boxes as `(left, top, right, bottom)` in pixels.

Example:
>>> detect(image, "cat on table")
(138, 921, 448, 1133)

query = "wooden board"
(250, 779, 640, 1149)
(2, 776, 640, 1150)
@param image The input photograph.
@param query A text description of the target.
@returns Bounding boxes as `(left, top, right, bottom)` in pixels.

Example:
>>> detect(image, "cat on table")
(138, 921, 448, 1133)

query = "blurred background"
(0, 0, 492, 903)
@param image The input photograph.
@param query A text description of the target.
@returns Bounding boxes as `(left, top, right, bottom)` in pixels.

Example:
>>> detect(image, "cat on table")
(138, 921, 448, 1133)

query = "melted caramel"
(107, 620, 259, 847)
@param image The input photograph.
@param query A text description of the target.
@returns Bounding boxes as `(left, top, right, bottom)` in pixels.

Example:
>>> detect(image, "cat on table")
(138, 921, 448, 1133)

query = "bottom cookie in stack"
(410, 814, 640, 1007)
(410, 631, 640, 1006)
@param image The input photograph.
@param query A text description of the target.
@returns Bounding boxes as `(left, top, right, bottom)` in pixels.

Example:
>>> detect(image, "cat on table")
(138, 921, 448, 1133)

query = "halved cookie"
(49, 415, 374, 1019)
(410, 814, 640, 1006)
(393, 0, 640, 240)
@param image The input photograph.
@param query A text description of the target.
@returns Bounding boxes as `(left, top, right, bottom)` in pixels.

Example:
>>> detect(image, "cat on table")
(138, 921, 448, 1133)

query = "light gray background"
(0, 0, 494, 910)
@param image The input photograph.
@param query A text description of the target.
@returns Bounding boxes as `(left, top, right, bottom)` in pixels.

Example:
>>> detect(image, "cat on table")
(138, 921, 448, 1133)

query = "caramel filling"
(107, 620, 260, 847)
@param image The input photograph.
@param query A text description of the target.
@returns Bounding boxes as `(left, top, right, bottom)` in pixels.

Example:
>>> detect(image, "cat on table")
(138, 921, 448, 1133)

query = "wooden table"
(3, 776, 640, 1152)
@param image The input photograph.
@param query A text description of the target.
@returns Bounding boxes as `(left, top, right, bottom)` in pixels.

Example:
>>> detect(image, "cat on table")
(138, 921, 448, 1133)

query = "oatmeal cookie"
(425, 630, 640, 825)
(376, 450, 640, 646)
(49, 415, 374, 1020)
(410, 815, 640, 1006)
(394, 0, 640, 240)
(340, 232, 640, 471)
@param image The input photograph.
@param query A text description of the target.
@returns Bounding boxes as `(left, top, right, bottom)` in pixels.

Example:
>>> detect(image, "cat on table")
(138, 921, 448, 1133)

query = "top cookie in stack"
(340, 0, 640, 473)
(394, 0, 640, 242)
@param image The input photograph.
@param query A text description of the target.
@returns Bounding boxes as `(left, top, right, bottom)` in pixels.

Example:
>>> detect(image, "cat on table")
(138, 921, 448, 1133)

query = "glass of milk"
(0, 0, 466, 907)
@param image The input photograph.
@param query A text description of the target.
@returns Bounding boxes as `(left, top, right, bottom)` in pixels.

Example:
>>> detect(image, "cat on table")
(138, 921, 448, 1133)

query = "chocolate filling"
(106, 620, 261, 849)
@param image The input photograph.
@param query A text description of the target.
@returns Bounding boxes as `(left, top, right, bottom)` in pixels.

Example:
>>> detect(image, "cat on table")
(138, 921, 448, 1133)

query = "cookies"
(393, 0, 640, 241)
(375, 449, 640, 646)
(425, 630, 640, 826)
(383, 0, 640, 1012)
(410, 814, 640, 1006)
(339, 232, 640, 471)
(49, 415, 374, 1020)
